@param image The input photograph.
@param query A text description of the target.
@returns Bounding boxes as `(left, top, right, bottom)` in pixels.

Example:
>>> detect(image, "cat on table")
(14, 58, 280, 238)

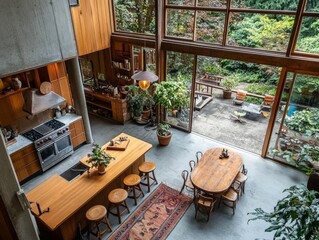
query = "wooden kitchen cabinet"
(10, 144, 41, 182)
(84, 90, 130, 124)
(69, 118, 86, 149)
(70, 0, 111, 56)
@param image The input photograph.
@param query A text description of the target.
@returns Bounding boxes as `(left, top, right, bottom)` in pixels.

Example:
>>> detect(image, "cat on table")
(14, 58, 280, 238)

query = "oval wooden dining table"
(191, 148, 243, 194)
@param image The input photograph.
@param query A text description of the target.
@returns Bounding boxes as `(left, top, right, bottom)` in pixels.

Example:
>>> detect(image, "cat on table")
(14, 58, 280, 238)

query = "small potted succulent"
(157, 123, 172, 146)
(86, 144, 115, 174)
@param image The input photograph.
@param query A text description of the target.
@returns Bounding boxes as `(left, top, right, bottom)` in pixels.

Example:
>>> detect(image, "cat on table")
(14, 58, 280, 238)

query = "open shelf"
(0, 87, 28, 100)
(86, 99, 112, 111)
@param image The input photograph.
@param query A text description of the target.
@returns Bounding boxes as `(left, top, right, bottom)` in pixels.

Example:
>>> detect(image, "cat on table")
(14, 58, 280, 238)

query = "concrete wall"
(0, 0, 77, 77)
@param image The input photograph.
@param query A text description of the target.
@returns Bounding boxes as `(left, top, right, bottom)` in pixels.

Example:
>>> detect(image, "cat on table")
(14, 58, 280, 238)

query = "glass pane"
(114, 0, 155, 34)
(167, 0, 195, 5)
(227, 13, 294, 52)
(305, 0, 319, 12)
(165, 51, 194, 131)
(196, 11, 225, 44)
(166, 9, 195, 39)
(195, 55, 281, 154)
(197, 0, 227, 8)
(144, 48, 156, 73)
(231, 0, 298, 10)
(267, 73, 319, 174)
(295, 17, 319, 54)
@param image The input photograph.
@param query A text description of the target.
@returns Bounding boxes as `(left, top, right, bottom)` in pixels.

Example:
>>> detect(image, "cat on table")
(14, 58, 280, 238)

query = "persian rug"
(108, 183, 192, 240)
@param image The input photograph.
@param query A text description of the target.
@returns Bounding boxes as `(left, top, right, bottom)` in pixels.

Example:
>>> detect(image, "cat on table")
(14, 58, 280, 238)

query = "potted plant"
(140, 89, 155, 120)
(126, 85, 144, 121)
(221, 75, 239, 99)
(86, 144, 115, 174)
(154, 80, 189, 114)
(157, 123, 172, 146)
(248, 184, 319, 239)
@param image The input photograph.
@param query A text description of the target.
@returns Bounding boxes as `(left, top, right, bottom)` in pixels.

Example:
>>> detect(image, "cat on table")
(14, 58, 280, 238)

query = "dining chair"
(189, 160, 196, 172)
(218, 187, 238, 215)
(241, 164, 248, 175)
(194, 189, 217, 222)
(179, 170, 194, 194)
(235, 171, 248, 195)
(196, 151, 203, 163)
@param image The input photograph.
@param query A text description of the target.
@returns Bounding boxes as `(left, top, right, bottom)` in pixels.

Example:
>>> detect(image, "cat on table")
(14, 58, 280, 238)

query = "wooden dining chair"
(194, 189, 217, 222)
(179, 170, 194, 194)
(196, 151, 203, 163)
(235, 171, 248, 195)
(241, 164, 248, 175)
(218, 187, 238, 215)
(189, 160, 196, 172)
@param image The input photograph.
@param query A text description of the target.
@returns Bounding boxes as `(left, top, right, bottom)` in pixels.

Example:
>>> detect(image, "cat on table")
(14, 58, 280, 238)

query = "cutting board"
(106, 138, 130, 151)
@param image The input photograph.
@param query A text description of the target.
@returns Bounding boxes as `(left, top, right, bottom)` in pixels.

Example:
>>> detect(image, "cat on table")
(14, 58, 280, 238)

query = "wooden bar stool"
(123, 174, 145, 205)
(139, 161, 158, 192)
(86, 205, 112, 240)
(107, 188, 130, 224)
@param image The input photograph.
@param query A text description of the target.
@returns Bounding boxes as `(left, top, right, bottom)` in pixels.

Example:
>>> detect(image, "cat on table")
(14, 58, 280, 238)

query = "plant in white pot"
(221, 75, 239, 99)
(157, 123, 172, 146)
(86, 144, 115, 175)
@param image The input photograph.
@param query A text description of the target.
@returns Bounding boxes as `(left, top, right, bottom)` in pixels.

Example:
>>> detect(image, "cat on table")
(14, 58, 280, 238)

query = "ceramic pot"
(98, 165, 106, 175)
(223, 90, 232, 99)
(11, 78, 22, 90)
(157, 131, 172, 146)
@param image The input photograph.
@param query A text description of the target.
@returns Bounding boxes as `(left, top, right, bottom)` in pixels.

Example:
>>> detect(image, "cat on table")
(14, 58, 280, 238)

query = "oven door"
(55, 134, 73, 154)
(37, 143, 56, 166)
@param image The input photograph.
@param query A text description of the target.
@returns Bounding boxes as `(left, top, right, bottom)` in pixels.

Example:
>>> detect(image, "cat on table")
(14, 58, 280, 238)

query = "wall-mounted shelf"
(0, 87, 28, 100)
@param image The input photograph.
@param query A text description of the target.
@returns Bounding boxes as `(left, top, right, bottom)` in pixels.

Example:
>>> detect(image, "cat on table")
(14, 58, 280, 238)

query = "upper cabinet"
(71, 0, 112, 56)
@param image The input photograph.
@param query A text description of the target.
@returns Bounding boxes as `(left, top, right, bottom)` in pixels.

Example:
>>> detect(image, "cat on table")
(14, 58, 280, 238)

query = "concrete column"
(0, 134, 39, 240)
(66, 58, 93, 144)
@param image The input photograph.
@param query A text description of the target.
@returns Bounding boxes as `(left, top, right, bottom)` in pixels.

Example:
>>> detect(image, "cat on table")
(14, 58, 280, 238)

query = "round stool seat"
(123, 174, 141, 186)
(86, 205, 107, 222)
(139, 162, 156, 173)
(108, 188, 128, 204)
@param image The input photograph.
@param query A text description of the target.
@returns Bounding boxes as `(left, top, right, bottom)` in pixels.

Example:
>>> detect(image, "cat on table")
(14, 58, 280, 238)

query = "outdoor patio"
(192, 91, 282, 154)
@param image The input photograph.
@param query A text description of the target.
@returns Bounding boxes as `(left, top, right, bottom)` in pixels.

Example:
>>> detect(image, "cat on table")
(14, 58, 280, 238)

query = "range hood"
(23, 88, 66, 115)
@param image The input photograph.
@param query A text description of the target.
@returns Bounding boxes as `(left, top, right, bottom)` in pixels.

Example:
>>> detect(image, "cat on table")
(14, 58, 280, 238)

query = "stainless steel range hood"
(23, 88, 66, 115)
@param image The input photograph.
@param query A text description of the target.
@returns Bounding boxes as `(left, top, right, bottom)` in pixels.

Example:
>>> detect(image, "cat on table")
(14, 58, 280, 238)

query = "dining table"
(191, 147, 243, 194)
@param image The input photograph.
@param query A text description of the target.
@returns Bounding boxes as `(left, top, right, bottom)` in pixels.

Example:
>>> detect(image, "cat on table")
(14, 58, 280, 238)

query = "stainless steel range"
(22, 119, 73, 171)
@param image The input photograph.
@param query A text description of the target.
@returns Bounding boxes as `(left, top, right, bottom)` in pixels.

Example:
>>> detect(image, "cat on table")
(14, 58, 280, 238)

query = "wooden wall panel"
(0, 196, 18, 240)
(71, 0, 111, 56)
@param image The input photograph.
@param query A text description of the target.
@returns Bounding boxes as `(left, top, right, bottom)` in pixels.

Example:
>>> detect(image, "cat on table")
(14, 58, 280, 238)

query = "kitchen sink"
(60, 162, 89, 182)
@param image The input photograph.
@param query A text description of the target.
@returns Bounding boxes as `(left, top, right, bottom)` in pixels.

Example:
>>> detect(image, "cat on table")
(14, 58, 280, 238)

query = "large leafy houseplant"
(248, 184, 319, 240)
(153, 80, 188, 111)
(126, 85, 144, 119)
(86, 144, 115, 174)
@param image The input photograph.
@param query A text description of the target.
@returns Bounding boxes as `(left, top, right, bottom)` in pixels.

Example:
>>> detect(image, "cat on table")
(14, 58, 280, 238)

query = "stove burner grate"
(22, 129, 44, 141)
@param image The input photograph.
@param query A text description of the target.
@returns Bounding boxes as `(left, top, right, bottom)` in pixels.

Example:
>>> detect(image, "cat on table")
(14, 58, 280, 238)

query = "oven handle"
(53, 133, 71, 143)
(36, 142, 56, 152)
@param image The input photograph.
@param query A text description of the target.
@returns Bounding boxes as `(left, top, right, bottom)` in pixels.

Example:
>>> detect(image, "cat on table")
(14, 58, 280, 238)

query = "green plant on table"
(86, 144, 115, 168)
(248, 184, 319, 240)
(157, 123, 171, 136)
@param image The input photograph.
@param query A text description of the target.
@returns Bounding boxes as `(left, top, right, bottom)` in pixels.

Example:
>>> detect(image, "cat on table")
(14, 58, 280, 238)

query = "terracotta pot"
(157, 131, 172, 146)
(97, 165, 106, 175)
(142, 109, 151, 120)
(223, 90, 232, 99)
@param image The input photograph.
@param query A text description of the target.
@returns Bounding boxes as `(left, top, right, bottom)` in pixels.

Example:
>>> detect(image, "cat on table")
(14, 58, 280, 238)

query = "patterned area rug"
(108, 183, 192, 240)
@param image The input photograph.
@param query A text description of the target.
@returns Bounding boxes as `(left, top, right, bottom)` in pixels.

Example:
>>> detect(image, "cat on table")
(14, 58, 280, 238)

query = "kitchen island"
(26, 133, 152, 240)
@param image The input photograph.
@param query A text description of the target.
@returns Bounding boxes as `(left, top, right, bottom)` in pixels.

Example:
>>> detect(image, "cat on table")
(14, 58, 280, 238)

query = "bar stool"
(123, 174, 145, 205)
(107, 188, 130, 224)
(139, 161, 158, 192)
(86, 205, 112, 240)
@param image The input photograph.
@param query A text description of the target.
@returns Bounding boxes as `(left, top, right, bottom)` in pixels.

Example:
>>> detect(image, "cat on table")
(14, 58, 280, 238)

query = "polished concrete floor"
(22, 115, 307, 240)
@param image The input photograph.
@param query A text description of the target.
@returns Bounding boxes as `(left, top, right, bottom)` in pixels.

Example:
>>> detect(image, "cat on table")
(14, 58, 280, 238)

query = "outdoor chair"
(260, 94, 274, 112)
(179, 170, 194, 194)
(233, 90, 247, 106)
(194, 188, 217, 222)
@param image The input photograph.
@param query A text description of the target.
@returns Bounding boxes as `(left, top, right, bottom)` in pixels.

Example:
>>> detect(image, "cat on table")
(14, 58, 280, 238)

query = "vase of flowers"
(86, 144, 115, 175)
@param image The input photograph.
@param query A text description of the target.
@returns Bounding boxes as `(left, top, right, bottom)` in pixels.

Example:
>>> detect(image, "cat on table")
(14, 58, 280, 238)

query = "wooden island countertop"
(26, 133, 152, 240)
